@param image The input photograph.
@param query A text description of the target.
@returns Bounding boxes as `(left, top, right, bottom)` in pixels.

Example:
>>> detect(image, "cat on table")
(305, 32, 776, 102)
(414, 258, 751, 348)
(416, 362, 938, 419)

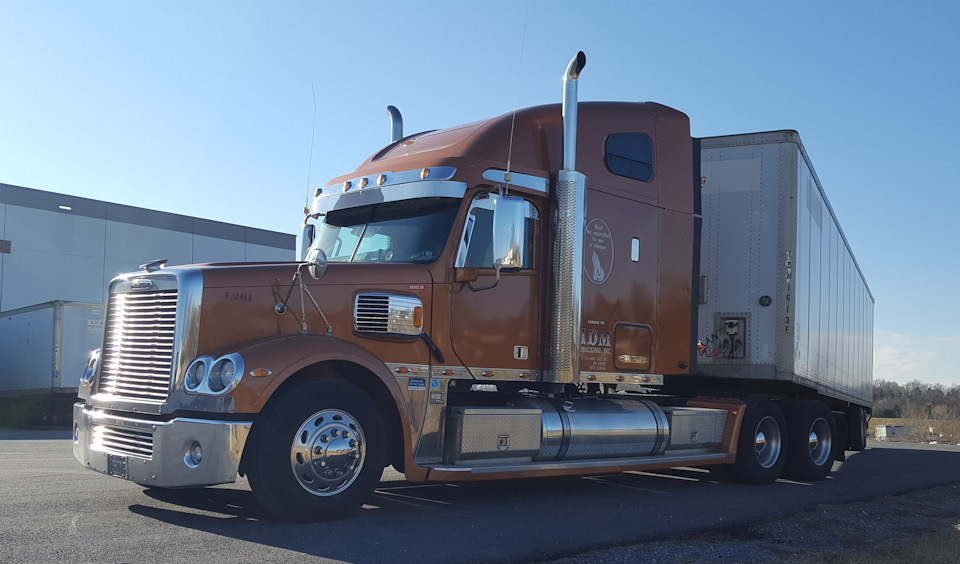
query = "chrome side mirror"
(491, 195, 525, 272)
(300, 223, 316, 260)
(306, 247, 327, 280)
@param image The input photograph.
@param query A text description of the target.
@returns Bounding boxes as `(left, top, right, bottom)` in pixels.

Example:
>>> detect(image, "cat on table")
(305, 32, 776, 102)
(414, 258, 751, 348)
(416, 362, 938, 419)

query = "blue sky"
(2, 1, 958, 385)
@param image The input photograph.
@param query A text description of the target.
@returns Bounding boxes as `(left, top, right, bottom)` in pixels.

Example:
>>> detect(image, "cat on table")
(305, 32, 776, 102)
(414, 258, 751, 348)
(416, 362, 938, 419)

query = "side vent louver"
(355, 293, 423, 336)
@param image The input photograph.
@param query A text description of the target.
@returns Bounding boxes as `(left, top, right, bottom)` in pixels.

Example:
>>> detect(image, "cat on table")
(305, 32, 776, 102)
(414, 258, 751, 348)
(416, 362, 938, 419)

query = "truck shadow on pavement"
(129, 445, 960, 564)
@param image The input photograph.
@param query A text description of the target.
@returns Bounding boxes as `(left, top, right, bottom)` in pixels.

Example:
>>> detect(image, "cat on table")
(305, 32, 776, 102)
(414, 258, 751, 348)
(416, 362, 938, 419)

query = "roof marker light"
(420, 168, 429, 180)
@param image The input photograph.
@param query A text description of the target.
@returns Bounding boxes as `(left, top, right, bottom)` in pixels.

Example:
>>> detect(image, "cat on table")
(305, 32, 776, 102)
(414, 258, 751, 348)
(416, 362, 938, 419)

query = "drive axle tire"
(247, 379, 386, 522)
(784, 400, 837, 481)
(731, 400, 787, 484)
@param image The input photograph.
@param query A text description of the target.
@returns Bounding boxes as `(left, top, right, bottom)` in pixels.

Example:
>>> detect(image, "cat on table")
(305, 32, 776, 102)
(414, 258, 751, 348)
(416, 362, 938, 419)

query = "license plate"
(107, 454, 128, 478)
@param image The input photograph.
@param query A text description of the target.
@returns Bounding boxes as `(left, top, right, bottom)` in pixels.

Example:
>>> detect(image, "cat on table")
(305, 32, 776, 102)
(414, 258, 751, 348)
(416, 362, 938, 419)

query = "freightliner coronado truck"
(73, 52, 874, 521)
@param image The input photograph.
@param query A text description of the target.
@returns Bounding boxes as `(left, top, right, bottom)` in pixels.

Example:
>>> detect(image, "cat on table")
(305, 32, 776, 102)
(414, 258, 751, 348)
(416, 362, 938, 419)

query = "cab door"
(448, 193, 540, 379)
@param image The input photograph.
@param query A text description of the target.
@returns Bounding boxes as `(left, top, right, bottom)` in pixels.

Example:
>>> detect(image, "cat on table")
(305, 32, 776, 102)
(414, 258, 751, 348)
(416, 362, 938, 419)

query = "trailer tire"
(731, 400, 787, 485)
(784, 400, 837, 481)
(247, 379, 386, 522)
(845, 406, 868, 451)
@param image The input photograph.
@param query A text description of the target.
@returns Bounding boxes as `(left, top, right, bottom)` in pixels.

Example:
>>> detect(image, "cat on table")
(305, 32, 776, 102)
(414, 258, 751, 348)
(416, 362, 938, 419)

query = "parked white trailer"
(697, 131, 874, 407)
(0, 301, 104, 425)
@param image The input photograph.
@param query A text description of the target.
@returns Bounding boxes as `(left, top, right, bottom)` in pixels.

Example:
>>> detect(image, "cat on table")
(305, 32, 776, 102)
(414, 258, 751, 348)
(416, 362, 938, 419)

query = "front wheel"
(247, 379, 386, 521)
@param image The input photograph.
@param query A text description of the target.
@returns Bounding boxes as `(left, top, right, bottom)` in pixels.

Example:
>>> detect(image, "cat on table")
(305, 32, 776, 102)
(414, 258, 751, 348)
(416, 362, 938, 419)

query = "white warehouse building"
(0, 182, 296, 425)
(0, 182, 295, 311)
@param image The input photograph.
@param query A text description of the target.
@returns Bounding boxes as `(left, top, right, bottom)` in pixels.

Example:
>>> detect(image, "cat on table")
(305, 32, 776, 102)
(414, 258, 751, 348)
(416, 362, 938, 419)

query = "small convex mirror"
(306, 247, 328, 280)
(491, 195, 526, 272)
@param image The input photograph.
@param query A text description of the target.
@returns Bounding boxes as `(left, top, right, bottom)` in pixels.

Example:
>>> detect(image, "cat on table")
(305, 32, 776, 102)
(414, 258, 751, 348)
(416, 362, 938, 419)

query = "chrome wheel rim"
(808, 417, 832, 466)
(291, 409, 366, 497)
(754, 415, 782, 469)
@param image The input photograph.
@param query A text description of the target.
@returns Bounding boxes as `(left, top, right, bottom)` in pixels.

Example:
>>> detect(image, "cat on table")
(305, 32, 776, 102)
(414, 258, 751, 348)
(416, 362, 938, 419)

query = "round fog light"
(185, 442, 203, 468)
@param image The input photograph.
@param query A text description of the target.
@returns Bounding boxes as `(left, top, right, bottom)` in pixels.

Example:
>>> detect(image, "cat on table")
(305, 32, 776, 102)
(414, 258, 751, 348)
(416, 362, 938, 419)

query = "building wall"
(0, 183, 295, 311)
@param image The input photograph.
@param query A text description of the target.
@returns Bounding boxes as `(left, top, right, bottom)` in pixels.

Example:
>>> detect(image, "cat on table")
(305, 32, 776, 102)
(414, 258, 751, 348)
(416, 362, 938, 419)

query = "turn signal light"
(413, 306, 423, 329)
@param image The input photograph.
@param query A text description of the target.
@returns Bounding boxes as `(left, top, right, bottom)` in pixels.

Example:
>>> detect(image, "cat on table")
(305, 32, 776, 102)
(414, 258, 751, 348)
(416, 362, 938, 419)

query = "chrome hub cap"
(807, 417, 832, 466)
(754, 415, 782, 469)
(291, 409, 366, 496)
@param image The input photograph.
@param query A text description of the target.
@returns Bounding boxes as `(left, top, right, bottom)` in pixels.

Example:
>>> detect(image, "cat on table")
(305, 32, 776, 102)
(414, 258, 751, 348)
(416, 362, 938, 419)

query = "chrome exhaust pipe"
(386, 105, 403, 143)
(562, 51, 586, 171)
(546, 52, 588, 384)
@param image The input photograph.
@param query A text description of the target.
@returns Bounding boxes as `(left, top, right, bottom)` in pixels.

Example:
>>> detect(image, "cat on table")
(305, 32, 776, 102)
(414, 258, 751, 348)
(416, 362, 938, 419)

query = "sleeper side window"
(605, 132, 654, 182)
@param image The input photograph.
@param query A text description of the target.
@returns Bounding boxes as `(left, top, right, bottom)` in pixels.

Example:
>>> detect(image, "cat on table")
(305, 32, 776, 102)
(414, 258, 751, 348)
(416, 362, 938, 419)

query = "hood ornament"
(139, 259, 168, 273)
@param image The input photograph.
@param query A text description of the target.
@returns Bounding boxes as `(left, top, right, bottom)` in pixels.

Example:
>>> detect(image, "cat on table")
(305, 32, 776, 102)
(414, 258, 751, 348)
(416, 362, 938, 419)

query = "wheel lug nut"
(313, 446, 323, 455)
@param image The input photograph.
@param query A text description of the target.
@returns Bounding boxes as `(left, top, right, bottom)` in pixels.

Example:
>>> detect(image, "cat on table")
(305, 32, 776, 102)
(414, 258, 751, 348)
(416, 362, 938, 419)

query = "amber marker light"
(250, 368, 272, 377)
(519, 372, 531, 379)
(359, 177, 367, 189)
(342, 181, 351, 192)
(420, 168, 429, 179)
(395, 366, 410, 374)
(481, 371, 494, 378)
(413, 306, 423, 329)
(378, 174, 386, 185)
(442, 369, 454, 376)
(587, 374, 598, 381)
(616, 375, 625, 382)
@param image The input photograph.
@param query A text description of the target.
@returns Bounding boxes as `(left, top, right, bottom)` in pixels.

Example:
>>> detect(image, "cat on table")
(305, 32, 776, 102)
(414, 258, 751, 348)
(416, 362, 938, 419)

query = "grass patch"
(786, 524, 960, 564)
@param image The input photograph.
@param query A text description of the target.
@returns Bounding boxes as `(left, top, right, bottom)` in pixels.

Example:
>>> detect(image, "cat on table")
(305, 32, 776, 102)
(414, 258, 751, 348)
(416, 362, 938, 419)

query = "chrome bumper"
(73, 403, 252, 488)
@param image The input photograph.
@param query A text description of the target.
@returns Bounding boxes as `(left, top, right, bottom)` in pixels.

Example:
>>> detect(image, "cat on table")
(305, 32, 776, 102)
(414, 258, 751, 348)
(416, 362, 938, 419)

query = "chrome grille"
(97, 289, 178, 401)
(90, 425, 154, 458)
(355, 293, 422, 335)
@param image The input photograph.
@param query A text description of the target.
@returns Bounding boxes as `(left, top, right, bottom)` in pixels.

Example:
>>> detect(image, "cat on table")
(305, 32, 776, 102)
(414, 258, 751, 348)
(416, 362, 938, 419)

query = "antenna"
(504, 12, 528, 195)
(306, 83, 318, 193)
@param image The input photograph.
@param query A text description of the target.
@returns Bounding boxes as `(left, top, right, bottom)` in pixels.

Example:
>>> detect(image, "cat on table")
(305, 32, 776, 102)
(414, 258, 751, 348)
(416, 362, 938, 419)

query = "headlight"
(78, 349, 100, 400)
(80, 349, 100, 385)
(184, 357, 211, 391)
(182, 353, 244, 395)
(208, 358, 236, 392)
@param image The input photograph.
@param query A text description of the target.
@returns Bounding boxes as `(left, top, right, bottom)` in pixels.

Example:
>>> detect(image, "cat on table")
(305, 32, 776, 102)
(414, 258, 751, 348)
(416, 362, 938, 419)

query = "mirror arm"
(468, 262, 502, 292)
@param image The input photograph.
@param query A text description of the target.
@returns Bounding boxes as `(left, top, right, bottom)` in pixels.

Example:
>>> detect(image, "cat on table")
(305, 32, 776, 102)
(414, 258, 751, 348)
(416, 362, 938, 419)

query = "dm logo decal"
(584, 218, 614, 285)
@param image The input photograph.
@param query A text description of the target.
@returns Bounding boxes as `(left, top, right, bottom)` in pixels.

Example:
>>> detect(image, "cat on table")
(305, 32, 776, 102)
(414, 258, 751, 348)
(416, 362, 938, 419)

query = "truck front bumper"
(72, 403, 252, 488)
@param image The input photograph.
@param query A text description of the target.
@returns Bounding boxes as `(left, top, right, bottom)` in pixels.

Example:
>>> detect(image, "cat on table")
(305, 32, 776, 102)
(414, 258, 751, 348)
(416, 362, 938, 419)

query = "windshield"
(313, 197, 460, 263)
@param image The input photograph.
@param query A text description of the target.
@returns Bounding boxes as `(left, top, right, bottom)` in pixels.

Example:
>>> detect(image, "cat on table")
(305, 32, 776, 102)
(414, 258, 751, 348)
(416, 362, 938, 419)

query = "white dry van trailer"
(692, 130, 873, 407)
(0, 301, 104, 425)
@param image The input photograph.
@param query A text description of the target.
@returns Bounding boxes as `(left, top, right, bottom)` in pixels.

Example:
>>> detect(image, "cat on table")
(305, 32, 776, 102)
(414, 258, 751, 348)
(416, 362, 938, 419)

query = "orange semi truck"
(73, 52, 873, 521)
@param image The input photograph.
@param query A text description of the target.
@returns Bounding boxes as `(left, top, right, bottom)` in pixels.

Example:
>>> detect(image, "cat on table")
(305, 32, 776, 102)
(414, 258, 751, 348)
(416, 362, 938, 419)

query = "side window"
(456, 193, 538, 269)
(605, 132, 654, 182)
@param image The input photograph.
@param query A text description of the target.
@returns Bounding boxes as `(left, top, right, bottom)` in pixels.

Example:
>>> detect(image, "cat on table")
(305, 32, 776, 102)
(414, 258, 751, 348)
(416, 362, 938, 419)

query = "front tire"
(247, 379, 386, 521)
(784, 400, 837, 481)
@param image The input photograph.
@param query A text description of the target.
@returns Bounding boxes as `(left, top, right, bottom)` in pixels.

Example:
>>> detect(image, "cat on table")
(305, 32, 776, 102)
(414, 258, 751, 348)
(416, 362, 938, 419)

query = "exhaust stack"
(386, 105, 403, 143)
(562, 51, 586, 170)
(545, 52, 588, 384)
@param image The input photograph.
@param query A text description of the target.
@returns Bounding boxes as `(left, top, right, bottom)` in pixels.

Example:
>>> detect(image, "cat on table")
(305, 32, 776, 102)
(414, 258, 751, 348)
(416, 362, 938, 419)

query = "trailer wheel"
(731, 400, 787, 484)
(845, 406, 868, 451)
(784, 400, 837, 481)
(247, 379, 386, 521)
